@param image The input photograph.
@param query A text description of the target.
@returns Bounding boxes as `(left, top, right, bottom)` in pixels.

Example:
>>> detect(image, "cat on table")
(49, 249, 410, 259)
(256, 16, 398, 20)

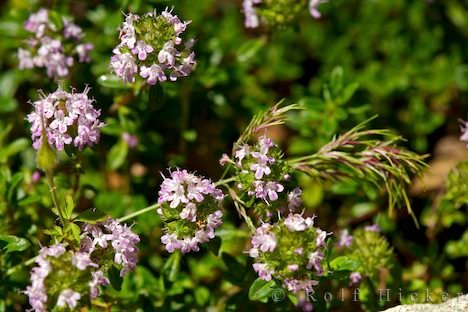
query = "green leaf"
(43, 225, 63, 237)
(0, 124, 12, 146)
(109, 265, 123, 290)
(329, 256, 359, 272)
(0, 72, 19, 98)
(64, 195, 75, 220)
(0, 235, 30, 254)
(75, 209, 108, 224)
(182, 129, 197, 142)
(18, 195, 42, 206)
(7, 172, 23, 203)
(194, 286, 210, 306)
(69, 223, 81, 243)
(0, 138, 29, 163)
(340, 82, 360, 104)
(98, 74, 130, 89)
(206, 236, 221, 256)
(162, 251, 180, 282)
(107, 139, 128, 170)
(222, 253, 245, 285)
(0, 96, 17, 113)
(37, 139, 57, 171)
(237, 38, 266, 64)
(48, 10, 63, 30)
(454, 65, 468, 90)
(248, 278, 276, 302)
(330, 66, 344, 92)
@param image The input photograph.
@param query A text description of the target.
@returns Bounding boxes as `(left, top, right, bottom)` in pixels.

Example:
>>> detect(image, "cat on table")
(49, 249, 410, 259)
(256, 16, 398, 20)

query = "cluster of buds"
(18, 8, 93, 79)
(157, 169, 224, 253)
(27, 86, 104, 152)
(242, 0, 327, 28)
(25, 218, 139, 311)
(336, 224, 392, 285)
(222, 135, 301, 218)
(110, 9, 196, 85)
(249, 213, 331, 293)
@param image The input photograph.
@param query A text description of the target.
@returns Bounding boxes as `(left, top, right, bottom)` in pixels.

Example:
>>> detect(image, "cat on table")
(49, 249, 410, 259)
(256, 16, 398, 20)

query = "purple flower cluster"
(243, 0, 262, 28)
(158, 169, 224, 253)
(18, 8, 93, 79)
(82, 218, 140, 277)
(24, 244, 66, 312)
(56, 289, 81, 309)
(110, 9, 196, 85)
(230, 135, 288, 205)
(336, 229, 353, 247)
(249, 213, 331, 293)
(242, 0, 326, 28)
(24, 219, 138, 311)
(122, 132, 139, 148)
(349, 272, 362, 285)
(364, 223, 381, 233)
(27, 86, 104, 151)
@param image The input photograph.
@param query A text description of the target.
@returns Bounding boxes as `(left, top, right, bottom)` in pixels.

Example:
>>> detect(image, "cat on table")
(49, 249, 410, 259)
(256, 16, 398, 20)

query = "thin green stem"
(234, 201, 256, 232)
(46, 170, 66, 226)
(118, 203, 160, 222)
(219, 163, 232, 180)
(214, 177, 236, 187)
(226, 186, 255, 232)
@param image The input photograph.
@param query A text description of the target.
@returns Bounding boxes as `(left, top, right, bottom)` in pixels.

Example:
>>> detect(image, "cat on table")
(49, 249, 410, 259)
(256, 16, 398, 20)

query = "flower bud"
(242, 0, 326, 29)
(36, 134, 57, 171)
(338, 226, 393, 283)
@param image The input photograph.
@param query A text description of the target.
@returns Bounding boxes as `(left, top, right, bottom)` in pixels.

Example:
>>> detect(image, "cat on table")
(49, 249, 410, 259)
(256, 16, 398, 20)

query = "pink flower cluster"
(18, 8, 93, 79)
(336, 229, 353, 247)
(82, 218, 140, 277)
(24, 219, 138, 311)
(349, 272, 362, 285)
(158, 169, 224, 253)
(231, 135, 288, 205)
(249, 213, 331, 293)
(110, 9, 196, 85)
(242, 0, 326, 28)
(27, 86, 104, 151)
(25, 244, 66, 312)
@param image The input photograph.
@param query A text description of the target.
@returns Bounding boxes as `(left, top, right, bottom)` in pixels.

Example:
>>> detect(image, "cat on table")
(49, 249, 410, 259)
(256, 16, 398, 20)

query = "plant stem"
(214, 177, 236, 187)
(219, 163, 232, 180)
(118, 203, 160, 222)
(234, 201, 256, 232)
(46, 170, 66, 226)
